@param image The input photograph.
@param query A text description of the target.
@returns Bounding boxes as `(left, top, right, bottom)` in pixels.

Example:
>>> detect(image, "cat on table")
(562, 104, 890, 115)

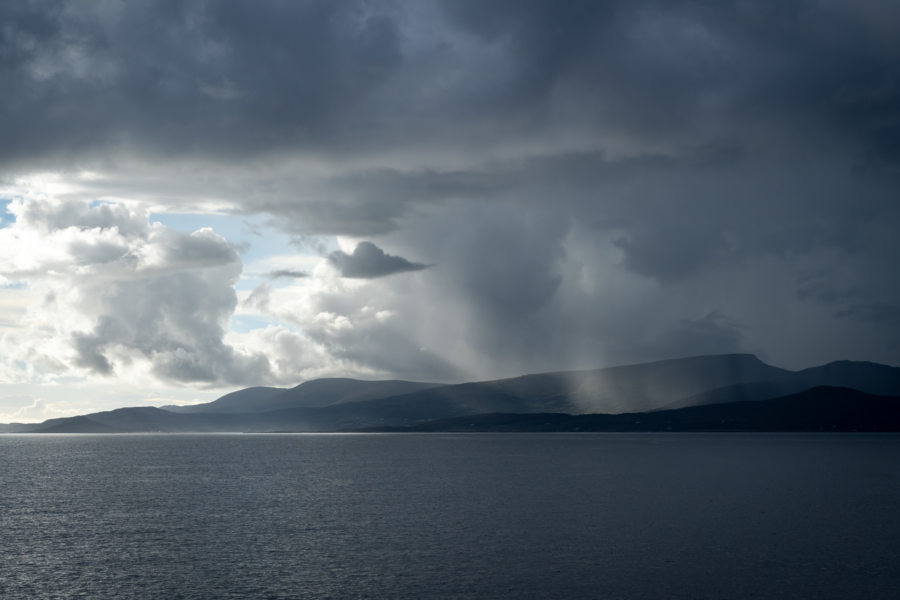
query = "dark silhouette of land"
(2, 354, 898, 433)
(363, 387, 900, 432)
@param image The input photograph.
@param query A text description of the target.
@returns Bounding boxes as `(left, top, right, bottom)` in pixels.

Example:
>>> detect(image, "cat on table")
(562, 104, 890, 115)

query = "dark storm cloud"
(326, 145, 896, 283)
(835, 302, 900, 324)
(439, 0, 900, 164)
(327, 242, 427, 278)
(654, 312, 744, 358)
(0, 0, 896, 170)
(0, 0, 403, 167)
(3, 0, 900, 377)
(797, 275, 900, 325)
(612, 227, 728, 285)
(255, 193, 409, 237)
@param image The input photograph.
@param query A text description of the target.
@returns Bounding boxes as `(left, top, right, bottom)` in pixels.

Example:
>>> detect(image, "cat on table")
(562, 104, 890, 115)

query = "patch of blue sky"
(0, 198, 15, 228)
(229, 314, 284, 333)
(234, 278, 261, 292)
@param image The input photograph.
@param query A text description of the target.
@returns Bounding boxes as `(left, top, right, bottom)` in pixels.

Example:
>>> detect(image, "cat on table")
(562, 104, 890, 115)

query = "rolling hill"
(5, 353, 900, 433)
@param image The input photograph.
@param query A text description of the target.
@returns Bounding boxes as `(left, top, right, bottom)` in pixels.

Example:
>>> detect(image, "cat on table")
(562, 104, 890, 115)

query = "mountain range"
(3, 353, 899, 433)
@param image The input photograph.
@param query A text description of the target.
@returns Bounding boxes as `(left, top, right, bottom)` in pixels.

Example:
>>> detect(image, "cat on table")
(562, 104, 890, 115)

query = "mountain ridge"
(3, 353, 899, 433)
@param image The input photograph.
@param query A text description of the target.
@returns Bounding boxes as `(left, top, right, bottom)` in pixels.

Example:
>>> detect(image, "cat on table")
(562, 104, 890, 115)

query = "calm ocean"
(1, 433, 898, 599)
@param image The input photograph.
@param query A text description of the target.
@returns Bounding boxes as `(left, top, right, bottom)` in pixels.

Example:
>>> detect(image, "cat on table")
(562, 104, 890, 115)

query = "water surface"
(1, 433, 898, 599)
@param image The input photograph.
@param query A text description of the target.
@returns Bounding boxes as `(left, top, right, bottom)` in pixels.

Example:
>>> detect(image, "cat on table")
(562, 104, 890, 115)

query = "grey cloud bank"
(328, 242, 428, 278)
(3, 1, 896, 168)
(1, 0, 899, 393)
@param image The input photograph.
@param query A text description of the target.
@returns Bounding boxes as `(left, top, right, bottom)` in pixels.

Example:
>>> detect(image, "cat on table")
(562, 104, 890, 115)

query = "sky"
(1, 0, 899, 422)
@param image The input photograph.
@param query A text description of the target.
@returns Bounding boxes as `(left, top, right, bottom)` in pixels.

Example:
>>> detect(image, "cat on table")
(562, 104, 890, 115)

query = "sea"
(1, 433, 898, 599)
